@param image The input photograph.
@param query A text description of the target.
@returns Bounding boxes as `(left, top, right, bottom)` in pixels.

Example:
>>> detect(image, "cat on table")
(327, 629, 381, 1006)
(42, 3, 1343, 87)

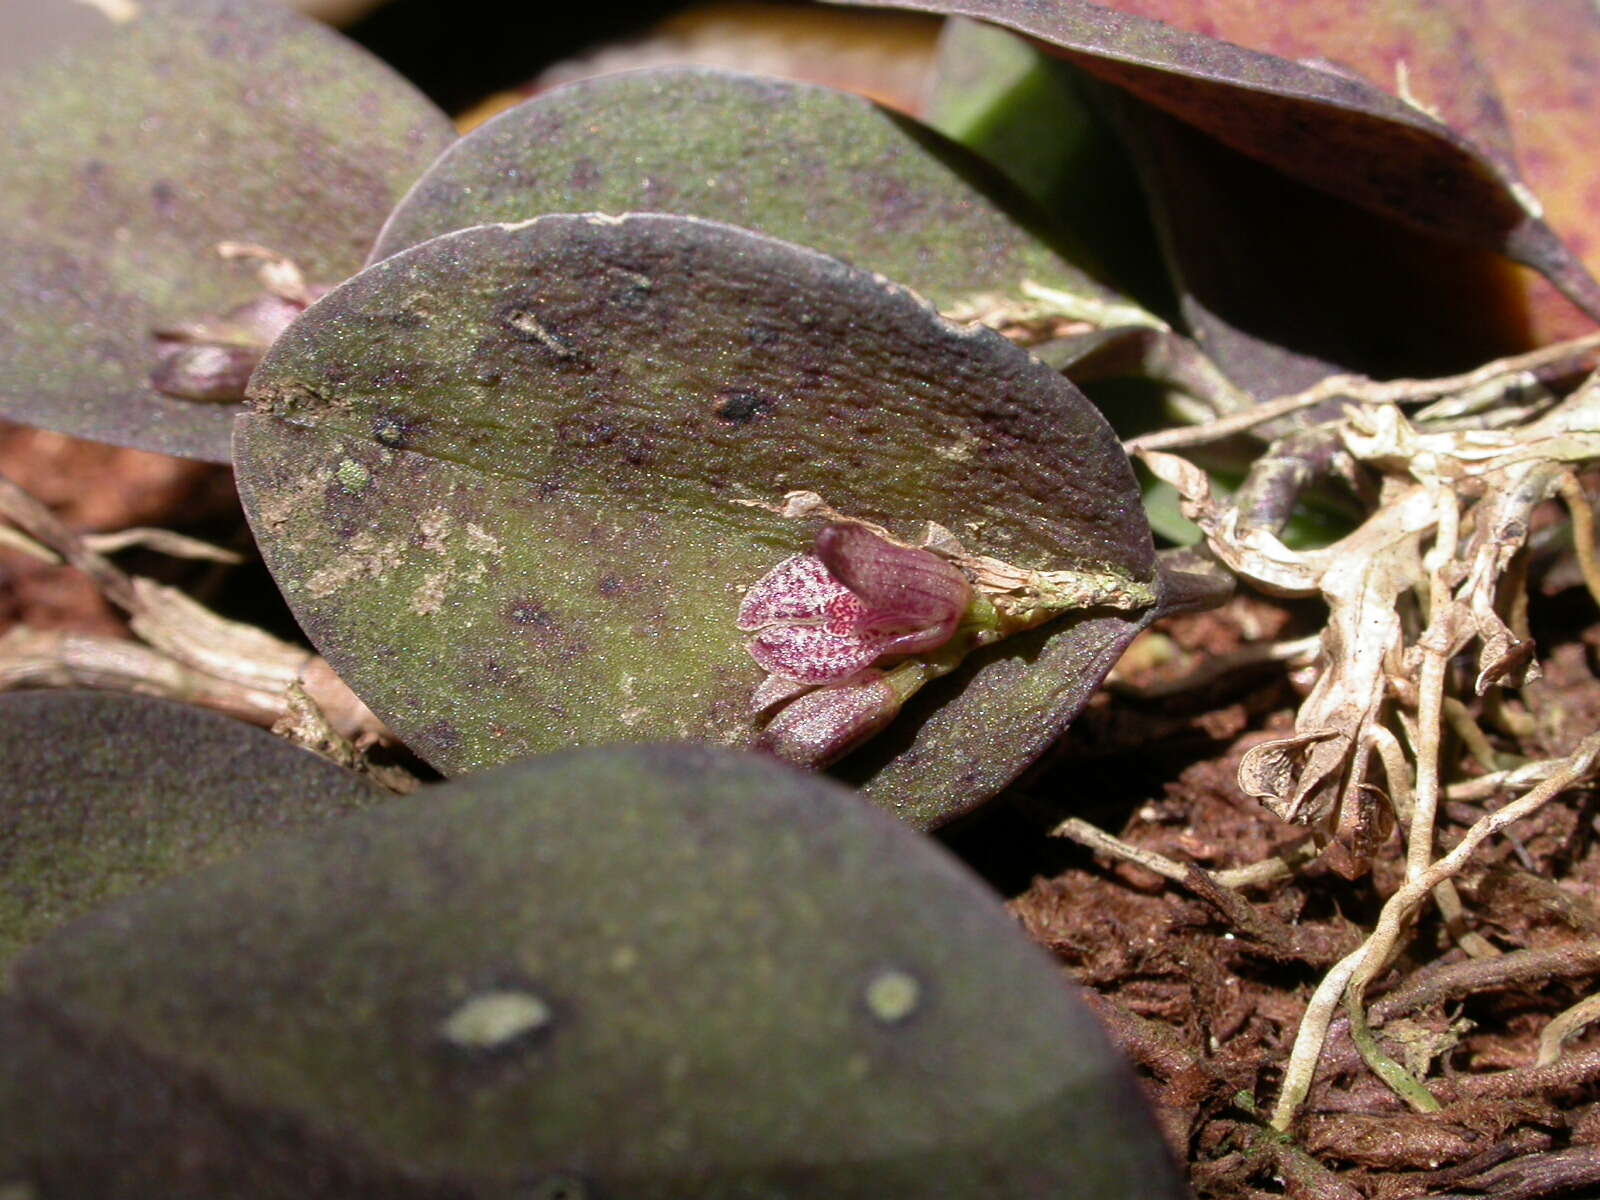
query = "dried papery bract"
(1144, 355, 1600, 1126)
(151, 246, 328, 405)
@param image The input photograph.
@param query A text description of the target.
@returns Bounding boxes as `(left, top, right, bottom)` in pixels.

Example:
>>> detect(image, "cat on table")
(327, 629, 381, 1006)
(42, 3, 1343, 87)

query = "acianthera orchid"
(739, 518, 1155, 767)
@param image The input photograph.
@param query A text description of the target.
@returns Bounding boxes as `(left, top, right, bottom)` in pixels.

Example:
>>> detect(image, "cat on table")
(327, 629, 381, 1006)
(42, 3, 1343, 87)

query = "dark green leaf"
(235, 214, 1157, 827)
(0, 691, 381, 975)
(0, 0, 455, 461)
(369, 66, 1147, 326)
(8, 745, 1186, 1197)
(923, 17, 1172, 315)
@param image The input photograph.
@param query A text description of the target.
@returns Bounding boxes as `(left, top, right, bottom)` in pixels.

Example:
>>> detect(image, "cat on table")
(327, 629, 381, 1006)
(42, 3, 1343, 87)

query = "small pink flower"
(737, 524, 970, 687)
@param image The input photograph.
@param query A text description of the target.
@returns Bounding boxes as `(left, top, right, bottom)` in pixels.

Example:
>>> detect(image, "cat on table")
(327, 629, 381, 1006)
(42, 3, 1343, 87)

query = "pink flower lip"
(738, 525, 970, 687)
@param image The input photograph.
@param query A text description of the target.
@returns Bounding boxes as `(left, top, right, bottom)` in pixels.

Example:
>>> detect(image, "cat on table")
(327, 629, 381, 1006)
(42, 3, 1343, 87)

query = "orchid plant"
(739, 517, 1155, 766)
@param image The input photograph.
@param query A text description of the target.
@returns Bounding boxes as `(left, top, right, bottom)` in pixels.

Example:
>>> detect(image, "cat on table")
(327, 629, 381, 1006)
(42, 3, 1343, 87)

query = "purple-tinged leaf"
(369, 67, 1145, 324)
(0, 0, 454, 461)
(235, 214, 1158, 827)
(0, 691, 380, 972)
(1114, 97, 1537, 396)
(5, 746, 1187, 1195)
(825, 0, 1600, 325)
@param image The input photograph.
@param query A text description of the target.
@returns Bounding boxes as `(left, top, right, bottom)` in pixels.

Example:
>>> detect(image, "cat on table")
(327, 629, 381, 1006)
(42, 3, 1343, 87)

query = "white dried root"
(1136, 349, 1600, 1129)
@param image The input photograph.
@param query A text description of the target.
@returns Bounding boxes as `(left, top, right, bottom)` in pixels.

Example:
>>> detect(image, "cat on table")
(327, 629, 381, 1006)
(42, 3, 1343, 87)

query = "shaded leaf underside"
(826, 0, 1600, 323)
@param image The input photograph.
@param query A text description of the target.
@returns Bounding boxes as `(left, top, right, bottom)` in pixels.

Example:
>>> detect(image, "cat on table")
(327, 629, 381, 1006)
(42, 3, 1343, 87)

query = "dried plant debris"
(1035, 338, 1600, 1196)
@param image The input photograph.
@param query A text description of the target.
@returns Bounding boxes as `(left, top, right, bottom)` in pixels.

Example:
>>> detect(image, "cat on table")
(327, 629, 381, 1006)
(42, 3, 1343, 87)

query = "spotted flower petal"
(740, 525, 973, 687)
(749, 623, 886, 686)
(736, 553, 848, 631)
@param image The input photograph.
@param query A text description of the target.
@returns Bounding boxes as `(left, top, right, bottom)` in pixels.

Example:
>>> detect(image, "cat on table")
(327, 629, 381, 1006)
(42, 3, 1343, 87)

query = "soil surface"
(989, 576, 1600, 1199)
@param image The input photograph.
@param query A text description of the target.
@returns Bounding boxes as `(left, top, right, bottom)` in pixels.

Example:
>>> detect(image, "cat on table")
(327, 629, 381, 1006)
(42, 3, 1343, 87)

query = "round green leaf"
(8, 745, 1186, 1196)
(368, 66, 1146, 325)
(235, 214, 1158, 827)
(0, 690, 382, 975)
(0, 0, 455, 462)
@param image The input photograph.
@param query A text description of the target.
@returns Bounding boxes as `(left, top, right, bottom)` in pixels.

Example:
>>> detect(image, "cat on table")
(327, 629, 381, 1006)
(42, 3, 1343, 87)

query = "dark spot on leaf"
(567, 156, 600, 192)
(418, 719, 461, 753)
(868, 174, 923, 230)
(379, 309, 429, 331)
(552, 416, 656, 468)
(79, 159, 111, 202)
(555, 416, 616, 449)
(509, 599, 556, 629)
(371, 365, 421, 389)
(149, 179, 178, 216)
(373, 414, 407, 447)
(596, 573, 632, 598)
(745, 318, 785, 348)
(714, 390, 776, 424)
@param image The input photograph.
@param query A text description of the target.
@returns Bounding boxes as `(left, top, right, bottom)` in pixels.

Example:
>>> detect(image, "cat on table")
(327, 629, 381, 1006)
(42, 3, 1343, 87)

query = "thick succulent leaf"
(6, 745, 1186, 1197)
(0, 691, 381, 974)
(234, 214, 1156, 828)
(0, 0, 455, 462)
(825, 0, 1600, 323)
(368, 67, 1140, 322)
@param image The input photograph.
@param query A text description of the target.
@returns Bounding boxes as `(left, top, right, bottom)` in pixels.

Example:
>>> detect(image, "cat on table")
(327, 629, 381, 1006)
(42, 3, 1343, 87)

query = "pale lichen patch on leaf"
(305, 531, 404, 600)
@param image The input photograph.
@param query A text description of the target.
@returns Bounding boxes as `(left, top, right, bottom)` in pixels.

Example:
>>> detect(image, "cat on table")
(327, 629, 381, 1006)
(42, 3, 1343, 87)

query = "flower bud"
(149, 343, 259, 403)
